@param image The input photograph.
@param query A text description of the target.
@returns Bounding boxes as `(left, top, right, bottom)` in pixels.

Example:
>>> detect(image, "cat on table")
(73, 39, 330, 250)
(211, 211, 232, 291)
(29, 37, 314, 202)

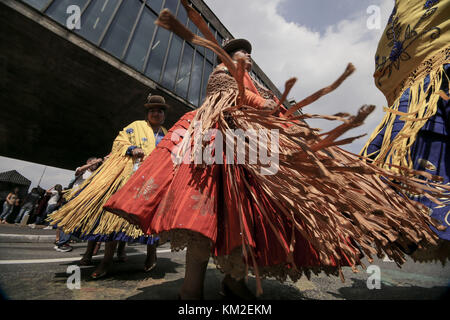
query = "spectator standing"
(30, 189, 49, 224)
(0, 187, 20, 224)
(30, 184, 62, 227)
(7, 198, 22, 224)
(72, 157, 103, 190)
(14, 188, 41, 225)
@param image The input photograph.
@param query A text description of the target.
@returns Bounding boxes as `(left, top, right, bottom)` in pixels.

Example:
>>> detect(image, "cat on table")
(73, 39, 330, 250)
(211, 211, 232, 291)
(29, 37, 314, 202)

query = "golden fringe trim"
(361, 63, 449, 173)
(48, 153, 145, 238)
(382, 46, 450, 106)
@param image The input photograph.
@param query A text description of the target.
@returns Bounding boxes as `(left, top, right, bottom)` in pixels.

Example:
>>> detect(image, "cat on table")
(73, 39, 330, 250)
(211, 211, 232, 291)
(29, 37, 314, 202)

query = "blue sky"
(277, 0, 388, 34)
(0, 0, 395, 193)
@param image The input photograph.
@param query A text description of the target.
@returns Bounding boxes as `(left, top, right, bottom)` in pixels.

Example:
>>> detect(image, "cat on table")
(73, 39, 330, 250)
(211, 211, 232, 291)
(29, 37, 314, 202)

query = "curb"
(0, 234, 55, 243)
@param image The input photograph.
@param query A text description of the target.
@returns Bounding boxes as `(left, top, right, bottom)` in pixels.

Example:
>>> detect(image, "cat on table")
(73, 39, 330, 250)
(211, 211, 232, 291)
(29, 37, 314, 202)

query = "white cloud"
(204, 0, 395, 153)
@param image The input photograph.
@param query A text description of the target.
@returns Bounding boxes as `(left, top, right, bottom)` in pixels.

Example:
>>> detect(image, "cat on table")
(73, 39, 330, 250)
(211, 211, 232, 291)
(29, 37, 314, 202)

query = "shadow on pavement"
(127, 278, 185, 300)
(126, 268, 310, 300)
(328, 278, 450, 300)
(52, 257, 182, 282)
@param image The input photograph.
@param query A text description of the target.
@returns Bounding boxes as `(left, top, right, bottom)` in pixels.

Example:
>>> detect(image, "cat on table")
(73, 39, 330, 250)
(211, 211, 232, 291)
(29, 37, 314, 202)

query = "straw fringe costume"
(360, 0, 450, 262)
(104, 2, 449, 294)
(49, 120, 167, 243)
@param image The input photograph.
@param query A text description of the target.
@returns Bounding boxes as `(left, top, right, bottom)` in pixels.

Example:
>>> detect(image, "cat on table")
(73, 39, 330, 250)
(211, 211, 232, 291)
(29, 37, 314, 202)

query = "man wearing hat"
(48, 94, 169, 279)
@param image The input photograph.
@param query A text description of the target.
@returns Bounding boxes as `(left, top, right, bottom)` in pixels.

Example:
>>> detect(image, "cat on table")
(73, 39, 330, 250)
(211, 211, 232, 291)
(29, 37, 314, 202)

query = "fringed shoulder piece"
(252, 77, 277, 100)
(206, 66, 238, 97)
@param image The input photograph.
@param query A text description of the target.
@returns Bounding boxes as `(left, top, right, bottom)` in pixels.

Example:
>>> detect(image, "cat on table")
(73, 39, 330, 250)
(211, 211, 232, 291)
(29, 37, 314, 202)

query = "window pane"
(206, 24, 216, 63)
(187, 18, 196, 34)
(216, 33, 224, 47)
(124, 8, 157, 71)
(22, 0, 49, 11)
(188, 51, 204, 106)
(196, 28, 206, 56)
(147, 0, 163, 13)
(145, 27, 170, 81)
(215, 33, 224, 66)
(176, 1, 188, 26)
(46, 0, 89, 26)
(75, 0, 120, 45)
(200, 61, 213, 103)
(163, 0, 178, 15)
(144, 0, 178, 82)
(101, 0, 142, 59)
(186, 20, 204, 54)
(175, 43, 193, 98)
(161, 35, 183, 90)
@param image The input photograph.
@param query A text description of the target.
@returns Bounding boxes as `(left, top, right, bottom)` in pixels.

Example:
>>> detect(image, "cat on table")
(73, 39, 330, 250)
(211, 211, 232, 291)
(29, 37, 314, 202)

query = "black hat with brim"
(144, 95, 170, 110)
(217, 38, 252, 64)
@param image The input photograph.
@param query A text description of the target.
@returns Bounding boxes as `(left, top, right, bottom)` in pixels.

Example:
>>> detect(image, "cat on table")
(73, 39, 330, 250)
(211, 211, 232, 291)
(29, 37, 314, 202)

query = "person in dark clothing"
(14, 188, 42, 224)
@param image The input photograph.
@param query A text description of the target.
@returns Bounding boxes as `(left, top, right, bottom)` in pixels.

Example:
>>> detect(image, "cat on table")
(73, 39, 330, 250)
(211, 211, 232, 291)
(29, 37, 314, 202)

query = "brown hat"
(217, 38, 252, 64)
(144, 94, 169, 110)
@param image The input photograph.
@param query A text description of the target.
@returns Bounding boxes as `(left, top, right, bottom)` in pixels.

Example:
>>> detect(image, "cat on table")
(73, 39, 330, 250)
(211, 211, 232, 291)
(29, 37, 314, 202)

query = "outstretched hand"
(132, 148, 145, 159)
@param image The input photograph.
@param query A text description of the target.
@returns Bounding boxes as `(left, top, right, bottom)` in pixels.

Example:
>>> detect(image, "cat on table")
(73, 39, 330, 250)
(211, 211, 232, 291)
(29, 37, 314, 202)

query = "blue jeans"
(0, 202, 13, 220)
(56, 230, 71, 247)
(15, 205, 32, 224)
(35, 203, 58, 225)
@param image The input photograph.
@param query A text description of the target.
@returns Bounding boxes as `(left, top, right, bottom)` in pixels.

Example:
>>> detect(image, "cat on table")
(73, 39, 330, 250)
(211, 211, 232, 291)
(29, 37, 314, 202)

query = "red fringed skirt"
(104, 110, 357, 281)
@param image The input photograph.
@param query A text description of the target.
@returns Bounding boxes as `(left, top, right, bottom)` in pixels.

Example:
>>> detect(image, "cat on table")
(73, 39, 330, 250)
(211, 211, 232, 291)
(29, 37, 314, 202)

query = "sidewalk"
(0, 223, 56, 243)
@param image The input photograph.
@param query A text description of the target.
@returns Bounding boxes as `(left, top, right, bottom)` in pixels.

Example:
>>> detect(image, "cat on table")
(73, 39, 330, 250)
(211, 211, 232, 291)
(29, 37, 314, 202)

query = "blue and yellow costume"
(361, 0, 449, 261)
(49, 119, 167, 243)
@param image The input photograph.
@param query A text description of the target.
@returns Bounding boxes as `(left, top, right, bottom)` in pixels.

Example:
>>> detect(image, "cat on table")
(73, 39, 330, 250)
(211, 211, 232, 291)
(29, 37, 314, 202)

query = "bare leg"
(92, 242, 101, 256)
(179, 236, 211, 300)
(144, 243, 157, 272)
(117, 241, 127, 262)
(79, 240, 97, 266)
(91, 241, 117, 278)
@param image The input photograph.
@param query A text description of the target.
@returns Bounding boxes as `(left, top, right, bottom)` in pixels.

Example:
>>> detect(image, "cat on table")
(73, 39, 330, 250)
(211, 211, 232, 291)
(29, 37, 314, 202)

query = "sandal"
(144, 262, 157, 272)
(144, 251, 157, 272)
(90, 270, 107, 280)
(78, 258, 93, 266)
(220, 276, 256, 300)
(90, 259, 113, 280)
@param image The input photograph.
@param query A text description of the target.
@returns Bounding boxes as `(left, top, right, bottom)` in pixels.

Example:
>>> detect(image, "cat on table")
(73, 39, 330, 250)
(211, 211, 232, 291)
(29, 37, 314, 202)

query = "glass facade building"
(21, 0, 272, 108)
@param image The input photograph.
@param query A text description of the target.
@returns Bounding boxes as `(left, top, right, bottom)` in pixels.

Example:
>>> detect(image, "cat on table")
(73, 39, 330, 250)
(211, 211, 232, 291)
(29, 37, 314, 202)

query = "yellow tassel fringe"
(360, 64, 449, 174)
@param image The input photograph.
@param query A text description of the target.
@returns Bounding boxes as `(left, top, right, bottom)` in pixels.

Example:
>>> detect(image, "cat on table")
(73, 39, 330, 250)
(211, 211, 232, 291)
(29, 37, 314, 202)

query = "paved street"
(0, 224, 449, 300)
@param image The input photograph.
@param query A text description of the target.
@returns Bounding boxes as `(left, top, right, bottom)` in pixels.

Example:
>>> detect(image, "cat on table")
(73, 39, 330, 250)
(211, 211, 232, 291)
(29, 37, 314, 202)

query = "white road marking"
(0, 249, 179, 265)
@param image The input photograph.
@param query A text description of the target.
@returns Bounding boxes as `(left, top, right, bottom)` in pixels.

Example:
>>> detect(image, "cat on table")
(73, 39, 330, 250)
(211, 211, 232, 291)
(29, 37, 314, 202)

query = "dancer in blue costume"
(361, 0, 449, 262)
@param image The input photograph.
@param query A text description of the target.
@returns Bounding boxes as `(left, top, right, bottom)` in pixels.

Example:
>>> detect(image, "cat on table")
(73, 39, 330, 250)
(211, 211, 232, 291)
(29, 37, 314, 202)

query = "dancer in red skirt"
(104, 3, 448, 299)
